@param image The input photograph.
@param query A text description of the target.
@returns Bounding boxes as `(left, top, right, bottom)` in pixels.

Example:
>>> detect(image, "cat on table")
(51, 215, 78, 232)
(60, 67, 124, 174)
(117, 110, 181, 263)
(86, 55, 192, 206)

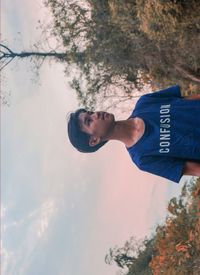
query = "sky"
(1, 1, 195, 275)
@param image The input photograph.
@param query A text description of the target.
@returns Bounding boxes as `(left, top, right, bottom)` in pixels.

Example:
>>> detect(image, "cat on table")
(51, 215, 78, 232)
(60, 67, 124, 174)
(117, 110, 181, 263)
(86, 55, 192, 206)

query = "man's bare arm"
(184, 94, 200, 100)
(183, 161, 200, 177)
(181, 86, 200, 100)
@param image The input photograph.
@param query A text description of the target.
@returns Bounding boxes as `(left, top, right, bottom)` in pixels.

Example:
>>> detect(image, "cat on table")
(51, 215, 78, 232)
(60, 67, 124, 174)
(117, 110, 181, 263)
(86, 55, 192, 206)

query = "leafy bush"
(149, 178, 200, 275)
(108, 178, 200, 275)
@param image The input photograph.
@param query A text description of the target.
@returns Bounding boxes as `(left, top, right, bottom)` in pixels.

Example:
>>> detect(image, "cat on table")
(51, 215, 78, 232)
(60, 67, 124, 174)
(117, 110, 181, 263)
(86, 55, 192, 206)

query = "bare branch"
(0, 55, 6, 60)
(0, 44, 14, 54)
(0, 57, 15, 71)
(174, 64, 200, 83)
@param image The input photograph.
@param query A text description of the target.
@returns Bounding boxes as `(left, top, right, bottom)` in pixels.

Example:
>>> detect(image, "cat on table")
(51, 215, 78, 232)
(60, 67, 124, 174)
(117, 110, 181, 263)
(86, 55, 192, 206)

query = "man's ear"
(89, 136, 101, 147)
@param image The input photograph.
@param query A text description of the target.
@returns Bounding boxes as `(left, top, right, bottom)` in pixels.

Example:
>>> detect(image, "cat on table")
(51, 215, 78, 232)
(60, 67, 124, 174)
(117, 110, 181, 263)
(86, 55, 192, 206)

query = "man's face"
(78, 111, 115, 146)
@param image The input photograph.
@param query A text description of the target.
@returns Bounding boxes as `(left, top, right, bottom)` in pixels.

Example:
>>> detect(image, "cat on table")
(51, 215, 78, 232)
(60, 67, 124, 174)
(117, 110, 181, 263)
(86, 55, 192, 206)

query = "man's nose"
(91, 112, 100, 119)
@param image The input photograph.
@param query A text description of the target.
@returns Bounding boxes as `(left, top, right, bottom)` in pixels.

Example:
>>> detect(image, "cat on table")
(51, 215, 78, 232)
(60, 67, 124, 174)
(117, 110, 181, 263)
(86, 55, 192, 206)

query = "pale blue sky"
(1, 1, 192, 275)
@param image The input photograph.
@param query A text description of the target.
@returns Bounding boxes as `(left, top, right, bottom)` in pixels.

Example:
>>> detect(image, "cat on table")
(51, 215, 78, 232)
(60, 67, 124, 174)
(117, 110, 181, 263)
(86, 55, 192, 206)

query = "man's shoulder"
(133, 94, 150, 110)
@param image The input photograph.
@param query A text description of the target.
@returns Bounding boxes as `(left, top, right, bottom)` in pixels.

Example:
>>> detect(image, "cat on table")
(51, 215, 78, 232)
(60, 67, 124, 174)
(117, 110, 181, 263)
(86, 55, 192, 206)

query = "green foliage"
(127, 238, 155, 275)
(136, 0, 184, 42)
(44, 0, 200, 109)
(135, 0, 200, 88)
(105, 235, 156, 274)
(105, 236, 143, 269)
(108, 178, 200, 275)
(44, 0, 154, 109)
(150, 178, 200, 274)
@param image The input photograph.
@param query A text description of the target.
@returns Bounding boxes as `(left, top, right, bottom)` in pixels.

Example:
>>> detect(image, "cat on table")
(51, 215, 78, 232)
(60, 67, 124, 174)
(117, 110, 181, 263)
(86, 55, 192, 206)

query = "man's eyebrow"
(79, 113, 87, 129)
(84, 112, 90, 126)
(83, 116, 87, 126)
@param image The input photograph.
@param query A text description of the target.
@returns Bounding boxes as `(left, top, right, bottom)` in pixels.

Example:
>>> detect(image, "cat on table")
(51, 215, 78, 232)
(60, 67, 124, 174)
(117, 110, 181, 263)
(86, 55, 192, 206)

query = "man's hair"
(67, 108, 108, 153)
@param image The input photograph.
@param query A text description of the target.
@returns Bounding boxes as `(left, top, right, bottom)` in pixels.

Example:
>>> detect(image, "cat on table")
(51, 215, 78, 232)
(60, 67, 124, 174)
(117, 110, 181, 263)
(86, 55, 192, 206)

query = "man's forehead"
(78, 111, 86, 129)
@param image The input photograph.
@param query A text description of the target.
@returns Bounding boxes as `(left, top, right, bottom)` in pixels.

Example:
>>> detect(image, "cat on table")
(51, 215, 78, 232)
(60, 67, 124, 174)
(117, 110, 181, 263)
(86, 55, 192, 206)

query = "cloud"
(37, 199, 57, 238)
(1, 204, 6, 218)
(1, 240, 14, 275)
(2, 198, 57, 275)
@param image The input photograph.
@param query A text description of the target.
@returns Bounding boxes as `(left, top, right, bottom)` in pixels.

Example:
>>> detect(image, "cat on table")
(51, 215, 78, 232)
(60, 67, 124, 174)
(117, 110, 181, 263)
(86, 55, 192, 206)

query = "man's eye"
(85, 118, 90, 126)
(87, 118, 92, 125)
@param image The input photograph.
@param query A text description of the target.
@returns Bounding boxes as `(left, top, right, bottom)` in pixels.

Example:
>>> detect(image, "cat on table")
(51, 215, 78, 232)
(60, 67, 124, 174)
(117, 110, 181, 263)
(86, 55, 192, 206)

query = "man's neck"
(104, 118, 139, 146)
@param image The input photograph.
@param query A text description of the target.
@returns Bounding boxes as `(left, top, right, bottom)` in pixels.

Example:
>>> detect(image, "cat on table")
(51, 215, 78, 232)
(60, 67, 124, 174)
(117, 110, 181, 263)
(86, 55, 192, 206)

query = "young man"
(67, 85, 200, 183)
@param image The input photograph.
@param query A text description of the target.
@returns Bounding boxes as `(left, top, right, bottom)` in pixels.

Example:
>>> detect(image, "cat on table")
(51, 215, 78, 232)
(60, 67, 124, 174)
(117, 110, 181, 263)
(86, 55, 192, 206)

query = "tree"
(0, 43, 73, 71)
(0, 0, 164, 108)
(44, 0, 200, 108)
(43, 0, 154, 109)
(126, 237, 156, 275)
(0, 43, 146, 110)
(3, 0, 200, 108)
(105, 235, 156, 273)
(105, 246, 135, 269)
(150, 178, 200, 274)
